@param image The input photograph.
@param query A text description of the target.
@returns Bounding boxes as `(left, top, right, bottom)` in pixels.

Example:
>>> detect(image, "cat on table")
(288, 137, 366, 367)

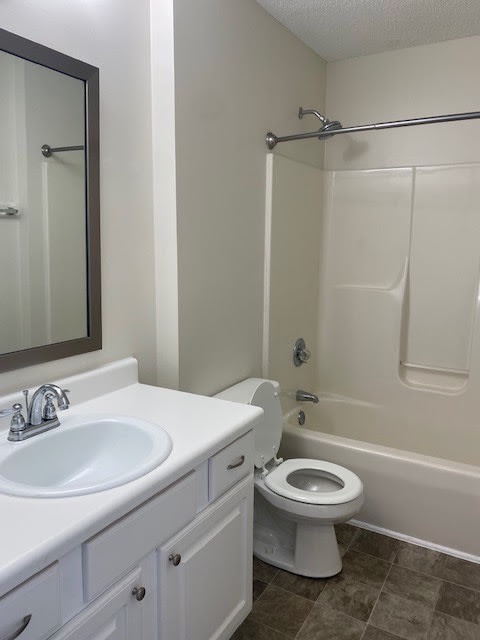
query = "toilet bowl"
(216, 378, 363, 577)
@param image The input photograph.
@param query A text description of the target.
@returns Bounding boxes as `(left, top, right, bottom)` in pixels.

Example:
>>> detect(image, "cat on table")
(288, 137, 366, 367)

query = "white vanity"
(0, 358, 262, 640)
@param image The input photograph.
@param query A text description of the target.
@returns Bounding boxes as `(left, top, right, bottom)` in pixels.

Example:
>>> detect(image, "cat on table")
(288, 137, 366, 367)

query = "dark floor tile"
(230, 617, 292, 640)
(318, 575, 379, 621)
(363, 628, 406, 640)
(272, 568, 328, 601)
(340, 550, 391, 588)
(339, 544, 348, 558)
(433, 556, 480, 591)
(436, 581, 480, 625)
(297, 603, 365, 639)
(253, 579, 268, 602)
(427, 611, 480, 640)
(250, 585, 313, 637)
(384, 565, 443, 608)
(253, 557, 278, 583)
(335, 523, 358, 547)
(350, 530, 400, 562)
(369, 592, 434, 640)
(394, 543, 446, 577)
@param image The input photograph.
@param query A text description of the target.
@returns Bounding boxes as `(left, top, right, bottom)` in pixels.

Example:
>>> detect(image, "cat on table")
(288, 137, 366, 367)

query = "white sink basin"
(0, 415, 173, 497)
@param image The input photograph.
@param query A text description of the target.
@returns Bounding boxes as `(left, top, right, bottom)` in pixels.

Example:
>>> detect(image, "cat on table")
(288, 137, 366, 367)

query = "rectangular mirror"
(0, 28, 100, 371)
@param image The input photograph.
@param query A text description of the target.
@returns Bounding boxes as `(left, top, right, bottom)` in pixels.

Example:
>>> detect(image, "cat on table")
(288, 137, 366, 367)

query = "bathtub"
(280, 404, 480, 561)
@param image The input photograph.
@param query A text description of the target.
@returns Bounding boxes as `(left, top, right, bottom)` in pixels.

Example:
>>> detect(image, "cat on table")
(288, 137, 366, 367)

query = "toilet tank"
(215, 378, 283, 469)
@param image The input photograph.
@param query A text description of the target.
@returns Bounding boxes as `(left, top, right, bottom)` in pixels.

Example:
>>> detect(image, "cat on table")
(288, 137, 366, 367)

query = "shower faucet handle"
(293, 338, 311, 367)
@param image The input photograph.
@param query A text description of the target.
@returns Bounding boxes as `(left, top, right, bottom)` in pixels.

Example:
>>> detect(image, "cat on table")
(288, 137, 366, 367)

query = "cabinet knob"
(169, 553, 182, 566)
(132, 586, 146, 601)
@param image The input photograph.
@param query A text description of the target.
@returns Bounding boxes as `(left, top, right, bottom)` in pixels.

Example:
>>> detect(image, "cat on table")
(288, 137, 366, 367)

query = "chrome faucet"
(28, 384, 70, 426)
(0, 384, 70, 441)
(296, 389, 319, 403)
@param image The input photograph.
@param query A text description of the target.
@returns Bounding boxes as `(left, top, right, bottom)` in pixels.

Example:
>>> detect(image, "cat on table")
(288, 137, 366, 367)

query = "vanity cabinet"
(0, 563, 61, 640)
(48, 559, 155, 640)
(0, 429, 254, 640)
(158, 475, 252, 640)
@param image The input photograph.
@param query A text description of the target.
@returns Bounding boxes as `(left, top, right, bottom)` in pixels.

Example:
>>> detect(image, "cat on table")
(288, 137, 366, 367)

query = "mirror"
(0, 28, 100, 371)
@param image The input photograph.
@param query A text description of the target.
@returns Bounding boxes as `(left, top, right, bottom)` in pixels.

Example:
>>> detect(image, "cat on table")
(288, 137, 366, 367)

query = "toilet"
(216, 378, 363, 577)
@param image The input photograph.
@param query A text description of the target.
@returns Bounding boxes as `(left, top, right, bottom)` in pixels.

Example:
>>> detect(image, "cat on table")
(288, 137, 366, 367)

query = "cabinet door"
(159, 476, 253, 640)
(48, 558, 155, 640)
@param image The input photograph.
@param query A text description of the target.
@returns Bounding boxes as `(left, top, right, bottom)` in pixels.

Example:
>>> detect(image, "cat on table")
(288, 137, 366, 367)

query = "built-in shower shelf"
(400, 362, 468, 376)
(399, 361, 469, 394)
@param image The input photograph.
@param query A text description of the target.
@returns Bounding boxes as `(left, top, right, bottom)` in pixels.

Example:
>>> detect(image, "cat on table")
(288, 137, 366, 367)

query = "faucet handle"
(1, 403, 27, 437)
(0, 403, 23, 418)
(298, 347, 311, 363)
(42, 393, 57, 421)
(293, 338, 311, 367)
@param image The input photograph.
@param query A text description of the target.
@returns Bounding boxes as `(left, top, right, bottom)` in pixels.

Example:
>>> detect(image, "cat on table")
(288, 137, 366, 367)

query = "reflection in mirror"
(0, 52, 87, 353)
(0, 29, 100, 371)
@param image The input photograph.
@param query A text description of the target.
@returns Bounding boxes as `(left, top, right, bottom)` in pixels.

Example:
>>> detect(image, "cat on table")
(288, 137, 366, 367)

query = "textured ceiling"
(256, 0, 480, 61)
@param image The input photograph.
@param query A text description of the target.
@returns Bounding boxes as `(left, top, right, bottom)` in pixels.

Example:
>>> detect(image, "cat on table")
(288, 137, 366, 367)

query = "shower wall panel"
(405, 165, 480, 374)
(316, 164, 480, 465)
(327, 169, 412, 289)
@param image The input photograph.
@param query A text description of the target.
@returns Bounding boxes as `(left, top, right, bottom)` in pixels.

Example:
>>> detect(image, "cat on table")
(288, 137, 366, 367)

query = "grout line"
(294, 609, 312, 639)
(251, 617, 296, 640)
(263, 582, 318, 605)
(359, 559, 394, 640)
(294, 601, 369, 640)
(344, 547, 395, 565)
(391, 556, 480, 595)
(433, 609, 480, 630)
(345, 526, 360, 551)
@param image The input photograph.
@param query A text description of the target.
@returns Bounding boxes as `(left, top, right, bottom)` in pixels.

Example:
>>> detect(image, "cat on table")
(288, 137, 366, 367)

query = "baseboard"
(350, 518, 480, 566)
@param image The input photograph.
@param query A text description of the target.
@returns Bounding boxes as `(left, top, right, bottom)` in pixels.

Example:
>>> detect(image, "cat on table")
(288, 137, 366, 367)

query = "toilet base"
(253, 521, 342, 578)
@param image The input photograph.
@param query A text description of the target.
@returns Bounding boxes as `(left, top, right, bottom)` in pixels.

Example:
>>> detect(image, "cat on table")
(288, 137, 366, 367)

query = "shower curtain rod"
(265, 109, 480, 149)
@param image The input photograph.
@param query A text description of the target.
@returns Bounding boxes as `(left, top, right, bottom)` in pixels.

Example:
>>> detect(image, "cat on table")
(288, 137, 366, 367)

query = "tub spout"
(296, 390, 319, 403)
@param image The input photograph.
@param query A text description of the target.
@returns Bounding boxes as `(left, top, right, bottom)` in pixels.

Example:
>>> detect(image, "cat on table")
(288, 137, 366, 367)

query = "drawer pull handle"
(227, 455, 245, 470)
(132, 586, 146, 601)
(4, 615, 32, 640)
(169, 553, 182, 566)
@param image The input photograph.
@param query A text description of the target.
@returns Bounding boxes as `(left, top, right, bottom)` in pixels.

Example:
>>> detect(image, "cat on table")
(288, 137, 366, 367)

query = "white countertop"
(0, 360, 261, 598)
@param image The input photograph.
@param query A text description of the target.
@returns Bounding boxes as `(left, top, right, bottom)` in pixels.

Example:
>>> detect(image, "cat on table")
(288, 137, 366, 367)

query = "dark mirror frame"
(0, 28, 101, 372)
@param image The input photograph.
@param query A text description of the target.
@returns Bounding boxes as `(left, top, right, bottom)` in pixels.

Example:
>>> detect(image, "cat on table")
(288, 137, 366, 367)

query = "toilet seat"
(264, 458, 363, 505)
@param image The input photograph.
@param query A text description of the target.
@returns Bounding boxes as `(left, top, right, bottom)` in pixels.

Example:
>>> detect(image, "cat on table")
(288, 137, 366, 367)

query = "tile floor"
(231, 525, 480, 640)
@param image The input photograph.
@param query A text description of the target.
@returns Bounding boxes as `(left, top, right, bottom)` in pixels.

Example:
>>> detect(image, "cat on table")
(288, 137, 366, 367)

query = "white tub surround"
(281, 409, 480, 561)
(0, 358, 261, 640)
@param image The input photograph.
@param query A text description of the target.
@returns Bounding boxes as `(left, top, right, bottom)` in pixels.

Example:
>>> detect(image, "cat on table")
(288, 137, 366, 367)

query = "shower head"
(265, 109, 343, 149)
(319, 120, 343, 139)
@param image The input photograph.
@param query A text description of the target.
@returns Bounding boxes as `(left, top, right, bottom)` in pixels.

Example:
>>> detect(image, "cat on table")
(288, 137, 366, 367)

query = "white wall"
(325, 35, 480, 170)
(0, 0, 326, 401)
(264, 155, 323, 409)
(173, 0, 326, 395)
(0, 0, 158, 393)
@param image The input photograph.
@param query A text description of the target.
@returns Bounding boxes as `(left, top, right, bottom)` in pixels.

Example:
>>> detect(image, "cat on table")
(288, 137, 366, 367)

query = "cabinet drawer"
(0, 563, 61, 640)
(83, 472, 197, 601)
(209, 431, 253, 501)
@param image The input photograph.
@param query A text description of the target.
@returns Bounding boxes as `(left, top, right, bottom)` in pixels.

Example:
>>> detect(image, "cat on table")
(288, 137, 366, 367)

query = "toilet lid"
(264, 458, 363, 505)
(250, 381, 283, 469)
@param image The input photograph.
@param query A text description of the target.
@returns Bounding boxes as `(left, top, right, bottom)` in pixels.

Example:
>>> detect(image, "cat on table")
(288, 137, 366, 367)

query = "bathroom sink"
(0, 415, 173, 497)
